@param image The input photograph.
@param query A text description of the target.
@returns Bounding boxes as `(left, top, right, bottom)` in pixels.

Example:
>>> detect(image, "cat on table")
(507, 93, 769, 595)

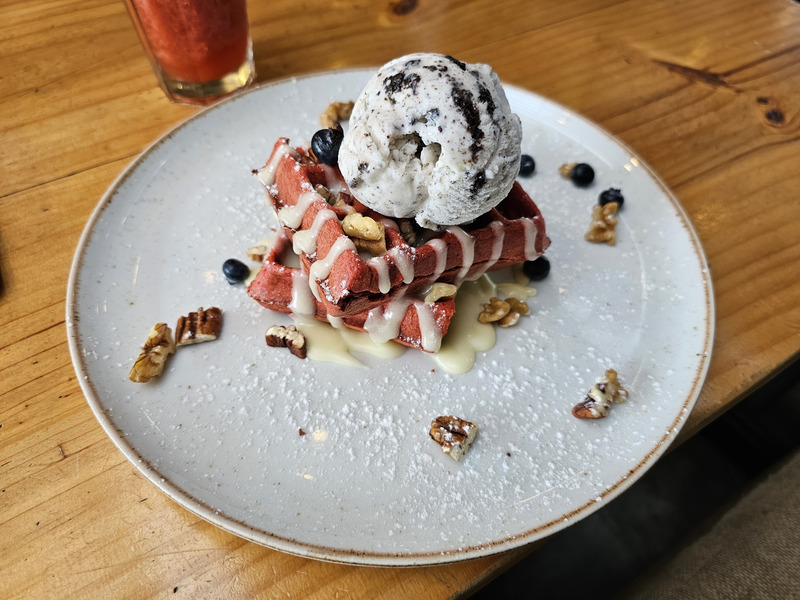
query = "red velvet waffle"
(256, 138, 550, 318)
(247, 233, 456, 352)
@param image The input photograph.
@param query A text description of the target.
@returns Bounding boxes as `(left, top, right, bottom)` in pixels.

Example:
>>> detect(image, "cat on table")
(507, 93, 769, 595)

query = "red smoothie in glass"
(130, 0, 250, 83)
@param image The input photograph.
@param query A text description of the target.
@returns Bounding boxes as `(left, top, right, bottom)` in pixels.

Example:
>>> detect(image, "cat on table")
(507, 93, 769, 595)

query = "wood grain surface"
(2, 0, 799, 598)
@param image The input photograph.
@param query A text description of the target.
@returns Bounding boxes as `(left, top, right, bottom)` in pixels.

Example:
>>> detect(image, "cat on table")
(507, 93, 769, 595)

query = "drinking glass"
(124, 0, 256, 105)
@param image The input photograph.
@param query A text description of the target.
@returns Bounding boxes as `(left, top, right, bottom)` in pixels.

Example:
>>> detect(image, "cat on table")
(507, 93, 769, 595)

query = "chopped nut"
(342, 212, 386, 255)
(429, 416, 478, 461)
(585, 202, 619, 245)
(315, 184, 347, 206)
(265, 324, 307, 359)
(247, 245, 270, 263)
(342, 213, 384, 241)
(399, 220, 420, 246)
(425, 283, 458, 303)
(320, 101, 354, 129)
(351, 236, 387, 255)
(479, 296, 530, 327)
(315, 184, 335, 203)
(297, 149, 318, 165)
(175, 307, 222, 346)
(497, 298, 530, 327)
(572, 369, 629, 419)
(129, 323, 175, 383)
(478, 297, 511, 324)
(559, 162, 576, 178)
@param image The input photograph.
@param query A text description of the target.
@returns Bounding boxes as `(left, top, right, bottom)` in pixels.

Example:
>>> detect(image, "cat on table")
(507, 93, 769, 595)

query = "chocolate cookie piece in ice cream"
(339, 53, 523, 230)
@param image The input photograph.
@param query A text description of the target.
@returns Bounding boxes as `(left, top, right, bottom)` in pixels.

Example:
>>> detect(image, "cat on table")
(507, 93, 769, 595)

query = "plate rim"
(66, 68, 715, 566)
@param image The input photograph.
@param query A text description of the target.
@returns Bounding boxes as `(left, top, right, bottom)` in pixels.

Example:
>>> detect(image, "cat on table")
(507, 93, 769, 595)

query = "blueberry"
(311, 128, 344, 166)
(222, 258, 250, 285)
(519, 154, 536, 177)
(570, 163, 595, 187)
(599, 187, 624, 208)
(522, 255, 550, 281)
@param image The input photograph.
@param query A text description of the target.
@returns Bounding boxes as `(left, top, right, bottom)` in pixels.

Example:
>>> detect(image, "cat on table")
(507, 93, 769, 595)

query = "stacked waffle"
(247, 138, 550, 353)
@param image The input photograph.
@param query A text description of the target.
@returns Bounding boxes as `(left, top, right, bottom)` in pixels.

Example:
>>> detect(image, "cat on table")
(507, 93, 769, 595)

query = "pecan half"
(429, 416, 478, 461)
(265, 324, 307, 359)
(572, 369, 629, 419)
(175, 307, 222, 346)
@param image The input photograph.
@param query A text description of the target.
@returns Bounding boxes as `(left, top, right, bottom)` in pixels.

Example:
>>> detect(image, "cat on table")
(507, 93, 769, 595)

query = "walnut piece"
(342, 213, 383, 240)
(351, 237, 387, 255)
(559, 162, 576, 178)
(498, 298, 530, 327)
(572, 369, 629, 419)
(429, 416, 478, 461)
(320, 101, 354, 129)
(425, 283, 458, 304)
(265, 324, 307, 359)
(585, 202, 620, 245)
(478, 297, 530, 327)
(175, 307, 222, 346)
(129, 323, 175, 383)
(315, 184, 347, 206)
(478, 297, 510, 323)
(342, 212, 386, 255)
(399, 220, 420, 246)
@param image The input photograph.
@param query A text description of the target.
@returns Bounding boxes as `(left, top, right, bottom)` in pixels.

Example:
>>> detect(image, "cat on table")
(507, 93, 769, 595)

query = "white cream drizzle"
(446, 226, 475, 283)
(279, 191, 320, 229)
(257, 143, 298, 187)
(326, 315, 345, 329)
(294, 317, 406, 367)
(522, 218, 540, 261)
(308, 236, 356, 300)
(389, 246, 415, 284)
(293, 317, 363, 367)
(426, 238, 449, 279)
(370, 256, 392, 294)
(279, 270, 515, 373)
(292, 206, 337, 255)
(364, 298, 408, 345)
(415, 303, 443, 352)
(288, 269, 316, 316)
(429, 276, 498, 374)
(468, 221, 505, 281)
(362, 294, 444, 353)
(495, 282, 538, 301)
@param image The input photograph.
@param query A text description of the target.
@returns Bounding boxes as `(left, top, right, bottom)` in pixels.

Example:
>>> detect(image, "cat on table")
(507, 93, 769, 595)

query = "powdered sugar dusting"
(69, 71, 712, 564)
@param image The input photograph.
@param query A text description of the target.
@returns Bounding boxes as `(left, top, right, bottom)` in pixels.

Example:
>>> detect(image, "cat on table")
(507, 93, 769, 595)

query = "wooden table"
(2, 0, 799, 597)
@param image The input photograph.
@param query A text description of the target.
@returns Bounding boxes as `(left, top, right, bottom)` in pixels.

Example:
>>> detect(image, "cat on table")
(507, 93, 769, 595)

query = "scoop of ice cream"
(338, 53, 522, 230)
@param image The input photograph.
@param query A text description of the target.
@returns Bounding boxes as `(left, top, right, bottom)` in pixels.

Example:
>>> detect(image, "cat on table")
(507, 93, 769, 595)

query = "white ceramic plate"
(67, 69, 713, 566)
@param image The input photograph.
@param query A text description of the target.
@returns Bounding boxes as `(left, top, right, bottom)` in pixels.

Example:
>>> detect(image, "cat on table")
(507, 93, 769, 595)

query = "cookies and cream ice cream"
(338, 53, 522, 230)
